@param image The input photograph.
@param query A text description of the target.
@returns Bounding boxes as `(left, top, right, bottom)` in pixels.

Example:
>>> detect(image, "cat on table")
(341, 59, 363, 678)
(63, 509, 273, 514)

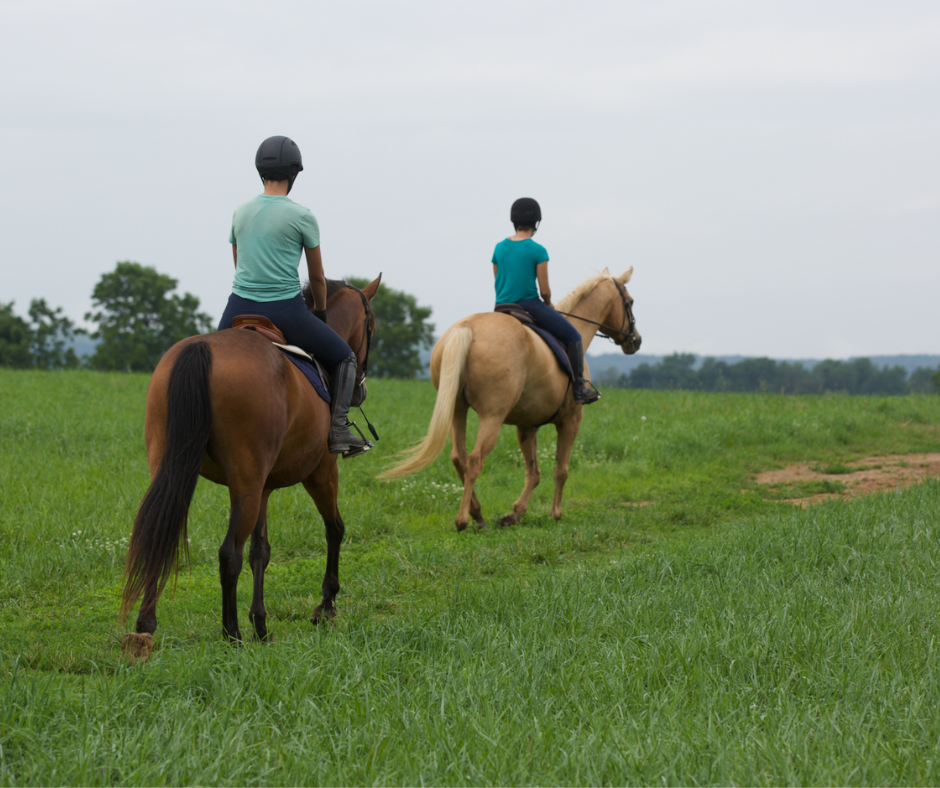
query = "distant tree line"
(0, 299, 84, 369)
(596, 353, 940, 396)
(3, 262, 434, 377)
(2, 262, 212, 372)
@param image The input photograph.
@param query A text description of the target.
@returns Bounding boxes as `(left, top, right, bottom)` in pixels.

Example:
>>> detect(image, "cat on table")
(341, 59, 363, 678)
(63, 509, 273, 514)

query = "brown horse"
(120, 276, 381, 662)
(379, 268, 640, 530)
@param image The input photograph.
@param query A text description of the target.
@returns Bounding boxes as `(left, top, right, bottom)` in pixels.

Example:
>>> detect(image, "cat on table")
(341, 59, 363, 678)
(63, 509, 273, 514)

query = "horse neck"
(567, 281, 614, 352)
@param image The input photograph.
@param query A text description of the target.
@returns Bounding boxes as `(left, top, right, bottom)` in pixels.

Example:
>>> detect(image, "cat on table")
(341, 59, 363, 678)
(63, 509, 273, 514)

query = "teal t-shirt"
(492, 238, 548, 304)
(229, 195, 320, 302)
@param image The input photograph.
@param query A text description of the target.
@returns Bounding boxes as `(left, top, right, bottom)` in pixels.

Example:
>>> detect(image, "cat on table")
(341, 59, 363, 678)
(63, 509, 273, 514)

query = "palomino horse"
(379, 268, 640, 530)
(120, 276, 381, 662)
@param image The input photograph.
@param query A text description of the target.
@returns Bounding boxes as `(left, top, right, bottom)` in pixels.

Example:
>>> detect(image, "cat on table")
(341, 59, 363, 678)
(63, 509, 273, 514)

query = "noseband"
(557, 279, 639, 349)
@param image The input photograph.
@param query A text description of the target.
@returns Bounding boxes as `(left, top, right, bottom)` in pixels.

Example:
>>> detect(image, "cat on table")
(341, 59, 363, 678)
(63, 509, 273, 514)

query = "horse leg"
(248, 490, 272, 642)
(449, 401, 486, 528)
(551, 411, 583, 520)
(501, 425, 540, 527)
(219, 484, 264, 643)
(302, 455, 344, 624)
(122, 582, 160, 664)
(455, 415, 503, 532)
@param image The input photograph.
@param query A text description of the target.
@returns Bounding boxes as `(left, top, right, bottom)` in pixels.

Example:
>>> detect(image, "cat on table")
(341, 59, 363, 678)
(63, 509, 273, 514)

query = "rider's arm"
(493, 264, 497, 278)
(304, 245, 328, 314)
(232, 245, 237, 269)
(537, 261, 552, 307)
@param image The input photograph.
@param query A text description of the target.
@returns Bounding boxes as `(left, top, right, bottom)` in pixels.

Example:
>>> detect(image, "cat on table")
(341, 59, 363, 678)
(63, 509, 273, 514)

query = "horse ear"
(602, 266, 611, 276)
(361, 273, 383, 301)
(618, 267, 634, 284)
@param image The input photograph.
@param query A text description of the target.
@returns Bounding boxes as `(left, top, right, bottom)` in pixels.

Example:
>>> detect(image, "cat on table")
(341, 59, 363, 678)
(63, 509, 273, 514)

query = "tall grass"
(1, 369, 939, 784)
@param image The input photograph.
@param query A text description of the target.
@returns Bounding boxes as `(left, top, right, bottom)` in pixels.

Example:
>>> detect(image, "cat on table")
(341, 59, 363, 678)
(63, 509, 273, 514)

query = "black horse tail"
(121, 341, 212, 623)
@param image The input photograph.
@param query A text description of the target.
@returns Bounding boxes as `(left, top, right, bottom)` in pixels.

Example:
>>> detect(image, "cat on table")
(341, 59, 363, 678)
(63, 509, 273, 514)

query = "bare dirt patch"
(754, 453, 940, 507)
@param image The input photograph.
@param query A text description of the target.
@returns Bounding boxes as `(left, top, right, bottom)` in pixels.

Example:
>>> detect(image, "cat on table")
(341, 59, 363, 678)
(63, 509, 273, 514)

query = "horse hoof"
(455, 520, 468, 532)
(311, 606, 337, 626)
(121, 632, 153, 665)
(475, 519, 488, 531)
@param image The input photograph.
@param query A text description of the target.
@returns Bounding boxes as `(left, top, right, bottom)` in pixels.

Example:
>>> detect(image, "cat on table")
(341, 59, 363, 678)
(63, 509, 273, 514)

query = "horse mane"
(556, 270, 616, 313)
(302, 279, 348, 310)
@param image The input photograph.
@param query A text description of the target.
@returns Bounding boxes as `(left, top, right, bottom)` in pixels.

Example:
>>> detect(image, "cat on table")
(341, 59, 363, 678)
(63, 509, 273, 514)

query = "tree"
(908, 366, 937, 394)
(348, 277, 434, 378)
(0, 300, 85, 369)
(28, 298, 83, 369)
(0, 302, 33, 368)
(85, 262, 213, 372)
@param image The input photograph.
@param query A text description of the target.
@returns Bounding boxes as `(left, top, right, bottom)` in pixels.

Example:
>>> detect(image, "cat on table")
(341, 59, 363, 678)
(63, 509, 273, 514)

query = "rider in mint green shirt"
(229, 195, 320, 302)
(217, 135, 373, 457)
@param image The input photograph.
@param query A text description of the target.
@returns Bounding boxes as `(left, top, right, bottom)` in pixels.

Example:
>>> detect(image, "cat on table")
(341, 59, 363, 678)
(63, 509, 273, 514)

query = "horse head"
(601, 267, 642, 355)
(322, 274, 382, 405)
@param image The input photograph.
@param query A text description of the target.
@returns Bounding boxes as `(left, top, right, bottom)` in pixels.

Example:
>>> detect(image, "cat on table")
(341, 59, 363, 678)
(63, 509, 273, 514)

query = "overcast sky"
(2, 0, 938, 358)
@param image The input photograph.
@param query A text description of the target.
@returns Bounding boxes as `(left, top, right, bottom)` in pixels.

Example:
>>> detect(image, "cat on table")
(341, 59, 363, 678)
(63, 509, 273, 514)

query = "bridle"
(556, 279, 639, 348)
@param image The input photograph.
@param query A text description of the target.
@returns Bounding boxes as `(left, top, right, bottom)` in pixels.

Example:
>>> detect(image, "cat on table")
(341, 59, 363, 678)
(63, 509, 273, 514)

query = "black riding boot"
(566, 340, 601, 405)
(328, 354, 374, 458)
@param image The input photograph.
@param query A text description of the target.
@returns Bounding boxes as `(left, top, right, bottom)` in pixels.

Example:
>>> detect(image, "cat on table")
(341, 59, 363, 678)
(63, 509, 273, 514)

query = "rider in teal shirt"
(492, 198, 600, 405)
(492, 237, 546, 303)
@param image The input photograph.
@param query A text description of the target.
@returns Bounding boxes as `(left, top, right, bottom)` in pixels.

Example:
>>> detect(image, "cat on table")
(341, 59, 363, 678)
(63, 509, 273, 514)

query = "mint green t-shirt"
(229, 195, 320, 302)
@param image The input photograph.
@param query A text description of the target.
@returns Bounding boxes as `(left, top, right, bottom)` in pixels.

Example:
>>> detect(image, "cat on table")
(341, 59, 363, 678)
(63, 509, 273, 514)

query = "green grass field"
(1, 369, 939, 785)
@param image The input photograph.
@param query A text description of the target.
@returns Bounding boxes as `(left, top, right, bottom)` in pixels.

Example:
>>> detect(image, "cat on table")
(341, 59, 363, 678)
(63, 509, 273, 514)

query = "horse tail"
(121, 341, 212, 622)
(379, 323, 473, 480)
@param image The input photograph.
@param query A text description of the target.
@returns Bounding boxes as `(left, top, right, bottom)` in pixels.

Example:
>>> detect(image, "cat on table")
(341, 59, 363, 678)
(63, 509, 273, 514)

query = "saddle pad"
(278, 349, 330, 404)
(274, 342, 312, 361)
(527, 325, 573, 380)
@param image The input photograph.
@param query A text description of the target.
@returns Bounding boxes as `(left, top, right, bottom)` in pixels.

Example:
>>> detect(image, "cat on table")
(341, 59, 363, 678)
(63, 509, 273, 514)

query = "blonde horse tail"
(378, 323, 473, 480)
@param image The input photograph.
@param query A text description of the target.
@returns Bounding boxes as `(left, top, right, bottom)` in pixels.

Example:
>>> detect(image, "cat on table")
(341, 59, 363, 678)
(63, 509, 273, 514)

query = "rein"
(344, 283, 380, 441)
(345, 283, 374, 382)
(555, 279, 638, 346)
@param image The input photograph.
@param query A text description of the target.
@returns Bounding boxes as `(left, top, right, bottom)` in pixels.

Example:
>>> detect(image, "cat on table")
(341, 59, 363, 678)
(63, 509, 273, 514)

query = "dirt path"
(754, 453, 940, 507)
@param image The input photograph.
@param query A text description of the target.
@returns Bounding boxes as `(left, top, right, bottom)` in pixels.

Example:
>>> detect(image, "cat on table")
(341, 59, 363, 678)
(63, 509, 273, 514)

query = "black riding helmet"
(511, 197, 541, 229)
(256, 136, 304, 194)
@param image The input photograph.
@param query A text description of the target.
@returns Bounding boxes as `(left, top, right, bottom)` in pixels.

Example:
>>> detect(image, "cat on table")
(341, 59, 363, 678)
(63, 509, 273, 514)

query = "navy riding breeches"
(513, 298, 581, 346)
(218, 293, 352, 367)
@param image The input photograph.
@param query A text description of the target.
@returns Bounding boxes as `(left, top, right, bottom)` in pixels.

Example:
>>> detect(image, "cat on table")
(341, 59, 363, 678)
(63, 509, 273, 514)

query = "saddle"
(233, 315, 331, 403)
(494, 302, 534, 325)
(232, 315, 288, 345)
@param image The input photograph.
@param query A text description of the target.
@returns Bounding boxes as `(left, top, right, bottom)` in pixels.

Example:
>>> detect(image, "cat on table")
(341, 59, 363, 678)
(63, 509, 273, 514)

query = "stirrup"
(330, 418, 374, 459)
(574, 381, 601, 404)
